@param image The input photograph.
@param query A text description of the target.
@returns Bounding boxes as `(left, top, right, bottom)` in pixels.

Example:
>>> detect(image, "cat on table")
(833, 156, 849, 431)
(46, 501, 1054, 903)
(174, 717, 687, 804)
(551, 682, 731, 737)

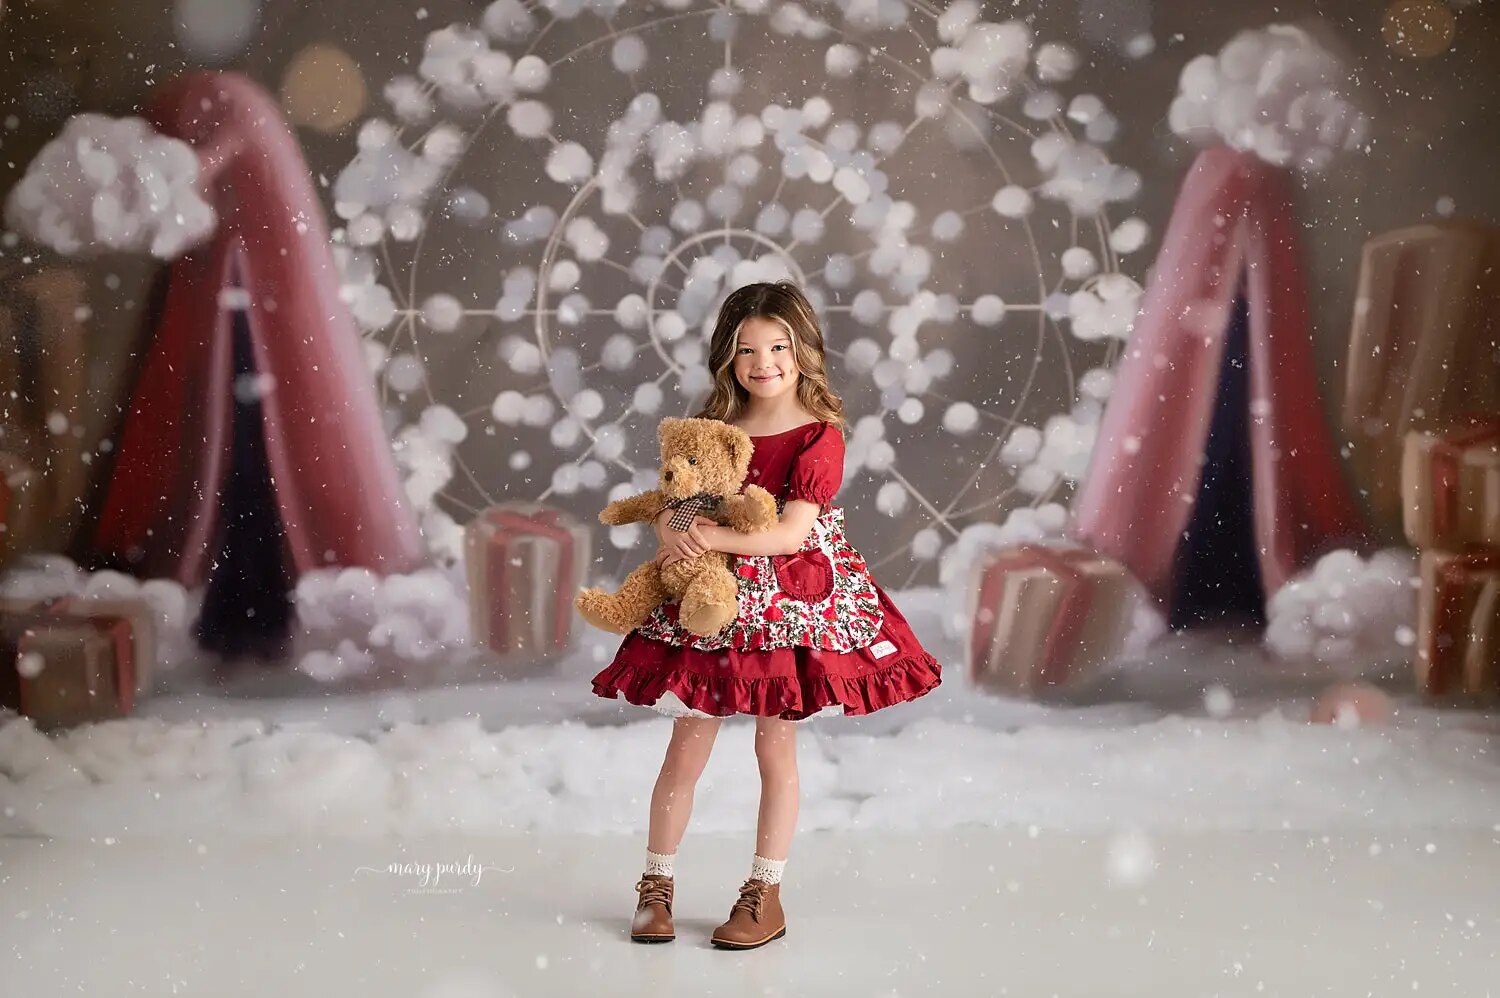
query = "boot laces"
(731, 879, 769, 919)
(635, 878, 672, 912)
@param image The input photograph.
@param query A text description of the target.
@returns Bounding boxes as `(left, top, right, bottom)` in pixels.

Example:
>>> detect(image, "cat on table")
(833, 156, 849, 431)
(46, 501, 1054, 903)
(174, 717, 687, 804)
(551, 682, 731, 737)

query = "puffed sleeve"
(786, 423, 845, 506)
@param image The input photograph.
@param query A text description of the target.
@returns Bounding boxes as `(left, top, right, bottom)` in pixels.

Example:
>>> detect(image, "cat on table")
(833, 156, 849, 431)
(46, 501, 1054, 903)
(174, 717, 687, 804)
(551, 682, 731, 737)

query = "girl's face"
(733, 316, 800, 400)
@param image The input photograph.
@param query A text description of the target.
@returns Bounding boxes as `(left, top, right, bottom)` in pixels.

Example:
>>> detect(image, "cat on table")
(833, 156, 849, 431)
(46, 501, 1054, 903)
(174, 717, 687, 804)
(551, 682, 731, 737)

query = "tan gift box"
(1342, 220, 1500, 531)
(1401, 420, 1500, 549)
(1415, 548, 1500, 698)
(966, 544, 1137, 696)
(463, 501, 591, 666)
(0, 594, 156, 729)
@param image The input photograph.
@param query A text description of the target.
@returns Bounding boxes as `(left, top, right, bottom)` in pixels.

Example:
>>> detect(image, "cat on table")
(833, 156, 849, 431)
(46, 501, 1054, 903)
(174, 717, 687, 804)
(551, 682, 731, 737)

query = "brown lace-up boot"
(710, 878, 786, 950)
(631, 874, 675, 943)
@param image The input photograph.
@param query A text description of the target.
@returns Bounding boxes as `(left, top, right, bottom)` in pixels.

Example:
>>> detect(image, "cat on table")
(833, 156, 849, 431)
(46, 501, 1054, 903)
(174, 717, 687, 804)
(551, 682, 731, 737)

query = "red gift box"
(464, 502, 591, 663)
(965, 544, 1136, 696)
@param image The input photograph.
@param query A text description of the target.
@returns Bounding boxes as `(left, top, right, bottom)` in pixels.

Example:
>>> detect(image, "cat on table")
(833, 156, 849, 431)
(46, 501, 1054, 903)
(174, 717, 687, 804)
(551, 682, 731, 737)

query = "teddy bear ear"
(658, 417, 681, 443)
(718, 422, 753, 479)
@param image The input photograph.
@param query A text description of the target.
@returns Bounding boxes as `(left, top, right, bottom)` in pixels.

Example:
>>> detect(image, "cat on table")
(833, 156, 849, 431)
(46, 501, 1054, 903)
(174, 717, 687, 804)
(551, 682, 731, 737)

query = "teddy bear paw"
(679, 600, 736, 637)
(575, 589, 635, 634)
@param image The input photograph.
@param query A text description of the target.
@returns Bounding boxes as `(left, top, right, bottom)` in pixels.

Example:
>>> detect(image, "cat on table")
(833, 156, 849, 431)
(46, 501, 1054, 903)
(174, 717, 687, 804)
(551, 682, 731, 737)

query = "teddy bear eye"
(686, 457, 697, 465)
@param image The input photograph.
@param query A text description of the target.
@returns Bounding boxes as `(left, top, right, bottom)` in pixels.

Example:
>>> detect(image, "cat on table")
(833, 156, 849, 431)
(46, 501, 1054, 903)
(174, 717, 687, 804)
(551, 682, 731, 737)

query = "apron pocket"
(773, 549, 834, 604)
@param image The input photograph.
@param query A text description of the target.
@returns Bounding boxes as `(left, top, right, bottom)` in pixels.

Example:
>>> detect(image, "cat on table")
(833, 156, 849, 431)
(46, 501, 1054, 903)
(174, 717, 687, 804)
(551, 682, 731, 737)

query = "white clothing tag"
(870, 639, 896, 659)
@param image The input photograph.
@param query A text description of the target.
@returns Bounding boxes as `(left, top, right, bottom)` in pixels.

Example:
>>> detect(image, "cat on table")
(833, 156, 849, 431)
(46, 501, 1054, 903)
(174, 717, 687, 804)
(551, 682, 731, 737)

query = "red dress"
(590, 420, 943, 721)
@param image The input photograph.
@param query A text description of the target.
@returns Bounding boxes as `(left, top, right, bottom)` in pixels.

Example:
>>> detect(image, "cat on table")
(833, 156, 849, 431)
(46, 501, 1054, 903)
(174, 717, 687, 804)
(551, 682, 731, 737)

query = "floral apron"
(635, 506, 884, 652)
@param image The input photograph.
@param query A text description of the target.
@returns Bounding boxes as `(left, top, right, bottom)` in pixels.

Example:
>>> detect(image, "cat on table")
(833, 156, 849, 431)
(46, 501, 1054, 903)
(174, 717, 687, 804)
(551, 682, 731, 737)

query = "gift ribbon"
(480, 507, 579, 651)
(1426, 548, 1500, 696)
(970, 544, 1095, 689)
(1427, 416, 1500, 541)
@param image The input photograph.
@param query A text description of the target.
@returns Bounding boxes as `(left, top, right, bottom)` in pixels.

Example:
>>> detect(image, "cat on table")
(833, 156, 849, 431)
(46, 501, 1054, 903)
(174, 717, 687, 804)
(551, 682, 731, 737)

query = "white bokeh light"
(333, 1, 1149, 581)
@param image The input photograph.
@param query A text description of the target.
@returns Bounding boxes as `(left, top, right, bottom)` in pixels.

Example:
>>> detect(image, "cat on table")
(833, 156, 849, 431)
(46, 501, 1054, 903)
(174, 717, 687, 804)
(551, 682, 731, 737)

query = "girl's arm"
(698, 500, 820, 557)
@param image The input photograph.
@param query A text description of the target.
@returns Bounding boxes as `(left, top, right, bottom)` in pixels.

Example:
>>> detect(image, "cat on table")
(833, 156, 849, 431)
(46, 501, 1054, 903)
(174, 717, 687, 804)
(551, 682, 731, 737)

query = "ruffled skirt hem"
(590, 641, 943, 722)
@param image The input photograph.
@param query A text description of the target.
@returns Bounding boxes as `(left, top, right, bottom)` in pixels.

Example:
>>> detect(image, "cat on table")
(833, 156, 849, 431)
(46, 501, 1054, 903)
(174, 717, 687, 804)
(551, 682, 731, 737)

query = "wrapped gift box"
(1402, 419, 1500, 549)
(0, 594, 154, 729)
(1342, 220, 1500, 531)
(1415, 548, 1500, 698)
(965, 544, 1137, 696)
(464, 502, 591, 666)
(0, 452, 41, 568)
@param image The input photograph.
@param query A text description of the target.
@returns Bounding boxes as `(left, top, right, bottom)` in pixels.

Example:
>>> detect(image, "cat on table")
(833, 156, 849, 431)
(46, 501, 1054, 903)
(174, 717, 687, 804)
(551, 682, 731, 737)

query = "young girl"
(589, 280, 943, 949)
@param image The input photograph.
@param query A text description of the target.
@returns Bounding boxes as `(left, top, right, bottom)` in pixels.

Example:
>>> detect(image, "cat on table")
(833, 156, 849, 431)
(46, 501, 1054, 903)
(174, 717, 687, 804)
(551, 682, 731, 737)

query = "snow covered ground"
(2, 588, 1497, 840)
(2, 587, 1498, 995)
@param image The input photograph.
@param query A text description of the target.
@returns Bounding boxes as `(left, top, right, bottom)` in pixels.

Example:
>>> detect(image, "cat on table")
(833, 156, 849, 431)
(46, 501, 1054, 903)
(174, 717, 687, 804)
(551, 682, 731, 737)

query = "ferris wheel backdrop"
(330, 0, 1151, 589)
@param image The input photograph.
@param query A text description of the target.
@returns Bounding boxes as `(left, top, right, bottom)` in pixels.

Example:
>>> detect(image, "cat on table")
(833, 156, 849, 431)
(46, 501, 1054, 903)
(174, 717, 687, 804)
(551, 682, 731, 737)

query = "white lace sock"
(749, 854, 786, 885)
(644, 849, 675, 878)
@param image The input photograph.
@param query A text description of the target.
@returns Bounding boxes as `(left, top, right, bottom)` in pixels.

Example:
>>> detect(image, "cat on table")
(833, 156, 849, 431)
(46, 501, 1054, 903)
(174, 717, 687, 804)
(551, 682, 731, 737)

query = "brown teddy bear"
(575, 417, 778, 637)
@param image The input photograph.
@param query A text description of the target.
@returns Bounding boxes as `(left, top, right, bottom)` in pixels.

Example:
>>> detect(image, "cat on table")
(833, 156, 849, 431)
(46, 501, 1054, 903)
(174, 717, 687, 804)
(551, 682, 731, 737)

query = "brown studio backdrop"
(1, 0, 1496, 579)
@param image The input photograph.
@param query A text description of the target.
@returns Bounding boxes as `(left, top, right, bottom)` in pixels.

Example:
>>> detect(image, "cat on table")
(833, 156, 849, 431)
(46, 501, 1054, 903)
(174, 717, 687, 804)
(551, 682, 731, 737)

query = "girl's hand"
(654, 512, 717, 561)
(653, 510, 717, 543)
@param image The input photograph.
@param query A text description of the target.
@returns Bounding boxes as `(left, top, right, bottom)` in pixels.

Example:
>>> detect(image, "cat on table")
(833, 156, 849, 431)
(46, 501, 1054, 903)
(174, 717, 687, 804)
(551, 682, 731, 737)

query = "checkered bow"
(661, 492, 720, 532)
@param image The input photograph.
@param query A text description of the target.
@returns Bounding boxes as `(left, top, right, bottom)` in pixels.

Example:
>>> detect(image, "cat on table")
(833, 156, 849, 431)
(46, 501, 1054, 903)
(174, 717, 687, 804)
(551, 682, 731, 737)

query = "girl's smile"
(735, 316, 799, 397)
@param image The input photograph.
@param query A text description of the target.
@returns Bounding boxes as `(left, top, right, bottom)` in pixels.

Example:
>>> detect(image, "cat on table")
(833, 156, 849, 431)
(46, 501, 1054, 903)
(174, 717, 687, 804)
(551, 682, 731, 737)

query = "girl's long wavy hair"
(692, 281, 847, 434)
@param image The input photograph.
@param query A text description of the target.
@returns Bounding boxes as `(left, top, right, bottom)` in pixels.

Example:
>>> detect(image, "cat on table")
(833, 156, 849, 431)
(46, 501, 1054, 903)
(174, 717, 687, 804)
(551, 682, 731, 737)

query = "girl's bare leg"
(646, 716, 723, 854)
(752, 716, 800, 860)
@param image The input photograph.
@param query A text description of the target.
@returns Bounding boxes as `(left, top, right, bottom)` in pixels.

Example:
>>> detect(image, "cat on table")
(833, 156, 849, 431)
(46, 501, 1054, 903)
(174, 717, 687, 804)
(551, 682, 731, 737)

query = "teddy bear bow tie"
(662, 492, 721, 532)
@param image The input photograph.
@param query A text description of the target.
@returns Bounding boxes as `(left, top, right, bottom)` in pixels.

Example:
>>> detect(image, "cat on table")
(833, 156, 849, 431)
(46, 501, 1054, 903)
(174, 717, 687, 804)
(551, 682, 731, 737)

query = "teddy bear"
(575, 417, 779, 637)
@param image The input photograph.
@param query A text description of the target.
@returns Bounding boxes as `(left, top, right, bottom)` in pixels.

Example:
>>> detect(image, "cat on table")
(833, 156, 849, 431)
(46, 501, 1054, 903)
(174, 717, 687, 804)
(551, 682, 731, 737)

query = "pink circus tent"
(1070, 146, 1368, 623)
(90, 71, 428, 588)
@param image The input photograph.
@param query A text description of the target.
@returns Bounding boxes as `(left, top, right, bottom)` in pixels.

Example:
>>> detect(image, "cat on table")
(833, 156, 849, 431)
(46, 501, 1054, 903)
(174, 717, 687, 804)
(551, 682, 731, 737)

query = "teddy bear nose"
(664, 471, 673, 481)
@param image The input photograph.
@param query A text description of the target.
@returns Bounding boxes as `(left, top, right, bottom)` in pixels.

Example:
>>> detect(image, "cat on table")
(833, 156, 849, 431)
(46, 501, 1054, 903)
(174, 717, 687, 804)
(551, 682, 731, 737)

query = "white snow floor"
(4, 828, 1498, 996)
(2, 588, 1498, 995)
